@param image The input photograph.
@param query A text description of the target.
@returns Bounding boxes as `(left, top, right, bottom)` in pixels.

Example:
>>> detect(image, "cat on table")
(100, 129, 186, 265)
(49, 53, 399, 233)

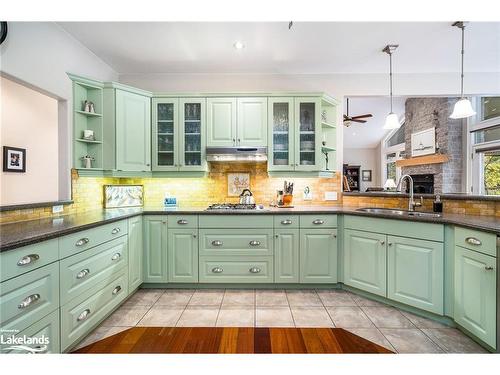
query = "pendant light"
(383, 44, 401, 130)
(450, 21, 476, 119)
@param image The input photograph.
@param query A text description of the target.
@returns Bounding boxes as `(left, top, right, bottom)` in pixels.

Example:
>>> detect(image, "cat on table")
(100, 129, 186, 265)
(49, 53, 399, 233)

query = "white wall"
(0, 22, 118, 202)
(119, 72, 500, 171)
(343, 148, 380, 192)
(1, 77, 59, 205)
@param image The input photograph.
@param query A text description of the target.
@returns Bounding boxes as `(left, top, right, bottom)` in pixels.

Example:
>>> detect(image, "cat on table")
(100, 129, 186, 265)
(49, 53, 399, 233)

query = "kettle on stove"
(239, 189, 255, 205)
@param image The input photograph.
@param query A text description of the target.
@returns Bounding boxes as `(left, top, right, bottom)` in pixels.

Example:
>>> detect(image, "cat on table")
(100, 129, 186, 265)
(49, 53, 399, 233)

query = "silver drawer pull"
(75, 238, 90, 247)
(112, 285, 122, 295)
(312, 219, 325, 225)
(249, 240, 261, 246)
(466, 237, 482, 246)
(177, 219, 188, 225)
(76, 268, 90, 279)
(17, 254, 40, 266)
(485, 266, 494, 271)
(212, 240, 223, 247)
(212, 267, 223, 273)
(281, 219, 292, 225)
(18, 294, 41, 309)
(111, 253, 121, 261)
(249, 267, 261, 274)
(77, 309, 91, 322)
(111, 228, 121, 234)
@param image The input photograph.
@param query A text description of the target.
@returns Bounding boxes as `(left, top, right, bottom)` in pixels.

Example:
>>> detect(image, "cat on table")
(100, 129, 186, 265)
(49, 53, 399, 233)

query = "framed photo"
(227, 173, 250, 196)
(3, 146, 26, 173)
(362, 170, 372, 182)
(411, 127, 436, 157)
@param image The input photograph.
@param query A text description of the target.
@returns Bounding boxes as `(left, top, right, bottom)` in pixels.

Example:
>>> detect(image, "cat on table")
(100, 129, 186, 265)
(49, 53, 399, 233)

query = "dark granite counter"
(1, 205, 498, 252)
(343, 191, 500, 201)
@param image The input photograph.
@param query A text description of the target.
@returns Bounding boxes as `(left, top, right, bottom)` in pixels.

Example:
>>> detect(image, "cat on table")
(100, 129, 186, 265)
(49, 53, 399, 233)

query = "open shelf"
(75, 110, 102, 117)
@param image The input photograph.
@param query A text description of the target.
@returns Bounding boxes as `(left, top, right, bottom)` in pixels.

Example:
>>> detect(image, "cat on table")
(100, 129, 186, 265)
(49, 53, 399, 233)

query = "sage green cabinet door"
(268, 97, 295, 171)
(207, 98, 237, 147)
(115, 89, 151, 171)
(179, 98, 207, 171)
(294, 97, 321, 171)
(152, 98, 179, 171)
(300, 229, 337, 283)
(237, 98, 267, 147)
(143, 216, 168, 283)
(344, 229, 386, 296)
(387, 236, 444, 315)
(454, 246, 497, 348)
(128, 216, 143, 293)
(168, 229, 199, 283)
(274, 229, 299, 283)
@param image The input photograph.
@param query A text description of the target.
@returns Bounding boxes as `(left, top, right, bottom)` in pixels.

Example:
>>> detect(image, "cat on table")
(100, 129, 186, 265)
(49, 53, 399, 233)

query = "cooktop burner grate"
(206, 203, 257, 210)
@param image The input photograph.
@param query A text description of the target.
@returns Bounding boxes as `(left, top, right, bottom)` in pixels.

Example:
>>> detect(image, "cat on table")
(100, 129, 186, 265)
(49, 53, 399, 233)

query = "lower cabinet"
(343, 229, 386, 296)
(168, 229, 199, 283)
(274, 229, 300, 283)
(387, 236, 444, 315)
(454, 246, 497, 348)
(143, 216, 168, 283)
(128, 216, 143, 293)
(199, 257, 273, 283)
(300, 229, 337, 283)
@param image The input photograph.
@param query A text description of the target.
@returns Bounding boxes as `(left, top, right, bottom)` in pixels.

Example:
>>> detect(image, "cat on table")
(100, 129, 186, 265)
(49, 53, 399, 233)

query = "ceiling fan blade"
(351, 119, 367, 123)
(350, 114, 373, 119)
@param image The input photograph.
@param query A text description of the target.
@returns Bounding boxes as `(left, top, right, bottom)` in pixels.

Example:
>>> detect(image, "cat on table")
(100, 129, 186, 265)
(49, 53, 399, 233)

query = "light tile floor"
(76, 288, 489, 353)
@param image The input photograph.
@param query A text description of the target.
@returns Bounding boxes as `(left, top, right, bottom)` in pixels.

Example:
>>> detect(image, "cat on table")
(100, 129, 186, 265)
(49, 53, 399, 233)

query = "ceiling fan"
(343, 98, 373, 127)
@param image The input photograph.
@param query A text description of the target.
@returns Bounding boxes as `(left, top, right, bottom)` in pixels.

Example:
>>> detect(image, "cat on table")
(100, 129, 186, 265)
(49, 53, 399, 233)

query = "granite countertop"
(1, 205, 499, 252)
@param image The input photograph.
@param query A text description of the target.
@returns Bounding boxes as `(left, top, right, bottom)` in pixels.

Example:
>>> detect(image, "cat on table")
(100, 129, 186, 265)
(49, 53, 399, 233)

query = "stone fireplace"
(402, 98, 465, 194)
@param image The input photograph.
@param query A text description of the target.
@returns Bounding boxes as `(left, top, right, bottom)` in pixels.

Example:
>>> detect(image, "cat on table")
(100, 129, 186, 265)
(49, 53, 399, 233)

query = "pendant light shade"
(383, 44, 401, 130)
(450, 22, 476, 119)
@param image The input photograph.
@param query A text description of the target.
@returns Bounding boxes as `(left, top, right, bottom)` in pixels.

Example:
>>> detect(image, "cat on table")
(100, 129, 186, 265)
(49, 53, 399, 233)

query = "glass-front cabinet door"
(152, 98, 178, 171)
(294, 97, 321, 171)
(268, 98, 295, 171)
(179, 98, 206, 171)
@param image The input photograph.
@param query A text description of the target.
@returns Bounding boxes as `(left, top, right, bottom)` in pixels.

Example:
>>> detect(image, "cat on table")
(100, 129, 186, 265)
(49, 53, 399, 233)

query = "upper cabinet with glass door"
(295, 97, 322, 171)
(268, 98, 295, 171)
(152, 98, 178, 171)
(179, 98, 207, 171)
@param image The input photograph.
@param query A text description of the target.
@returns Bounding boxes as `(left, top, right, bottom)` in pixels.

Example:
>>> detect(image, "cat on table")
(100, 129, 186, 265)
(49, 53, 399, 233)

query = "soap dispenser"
(433, 195, 443, 213)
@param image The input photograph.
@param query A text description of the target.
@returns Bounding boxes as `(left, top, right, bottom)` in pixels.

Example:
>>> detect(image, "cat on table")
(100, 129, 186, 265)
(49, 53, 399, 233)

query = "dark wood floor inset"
(73, 327, 393, 354)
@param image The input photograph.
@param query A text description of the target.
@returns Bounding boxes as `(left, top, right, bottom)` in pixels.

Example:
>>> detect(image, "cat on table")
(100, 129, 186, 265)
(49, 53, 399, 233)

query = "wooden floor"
(73, 327, 393, 354)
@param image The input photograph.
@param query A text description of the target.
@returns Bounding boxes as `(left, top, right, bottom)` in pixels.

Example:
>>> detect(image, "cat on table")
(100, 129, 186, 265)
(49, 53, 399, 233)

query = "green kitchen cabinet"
(115, 89, 151, 171)
(143, 216, 168, 283)
(454, 246, 497, 348)
(387, 236, 444, 315)
(294, 97, 322, 171)
(128, 216, 143, 293)
(343, 229, 386, 296)
(167, 229, 199, 283)
(207, 98, 237, 147)
(152, 98, 179, 171)
(274, 229, 299, 283)
(300, 229, 337, 283)
(179, 98, 207, 171)
(268, 97, 295, 171)
(236, 98, 267, 147)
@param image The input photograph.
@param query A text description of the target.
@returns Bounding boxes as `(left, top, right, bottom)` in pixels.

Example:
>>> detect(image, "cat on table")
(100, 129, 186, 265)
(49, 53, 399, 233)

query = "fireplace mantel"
(396, 154, 449, 167)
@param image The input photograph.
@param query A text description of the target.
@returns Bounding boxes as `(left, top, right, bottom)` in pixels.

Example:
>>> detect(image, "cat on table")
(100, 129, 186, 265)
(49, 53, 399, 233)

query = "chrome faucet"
(396, 174, 423, 211)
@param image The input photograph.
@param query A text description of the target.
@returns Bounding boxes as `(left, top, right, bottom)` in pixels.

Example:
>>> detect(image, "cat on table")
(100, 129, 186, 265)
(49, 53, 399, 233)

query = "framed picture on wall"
(227, 173, 250, 196)
(411, 127, 436, 157)
(3, 146, 26, 173)
(361, 170, 372, 181)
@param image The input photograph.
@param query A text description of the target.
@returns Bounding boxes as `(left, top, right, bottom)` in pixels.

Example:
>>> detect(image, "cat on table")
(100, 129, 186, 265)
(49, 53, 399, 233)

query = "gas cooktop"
(206, 203, 265, 211)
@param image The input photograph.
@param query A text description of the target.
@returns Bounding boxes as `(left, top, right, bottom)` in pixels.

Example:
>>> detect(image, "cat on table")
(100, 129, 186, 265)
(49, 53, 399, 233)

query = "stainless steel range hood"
(206, 147, 267, 163)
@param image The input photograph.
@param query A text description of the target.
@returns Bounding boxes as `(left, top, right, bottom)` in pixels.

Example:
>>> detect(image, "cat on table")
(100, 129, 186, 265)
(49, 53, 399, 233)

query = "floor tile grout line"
(418, 327, 448, 353)
(284, 289, 297, 327)
(316, 289, 336, 328)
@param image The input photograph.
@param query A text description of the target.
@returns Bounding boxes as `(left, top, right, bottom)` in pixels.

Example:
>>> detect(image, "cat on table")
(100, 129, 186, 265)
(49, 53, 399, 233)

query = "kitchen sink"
(356, 207, 442, 218)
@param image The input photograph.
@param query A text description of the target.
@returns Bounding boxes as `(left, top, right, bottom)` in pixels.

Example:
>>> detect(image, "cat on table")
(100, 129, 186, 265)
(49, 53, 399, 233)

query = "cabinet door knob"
(17, 254, 40, 266)
(332, 234, 337, 238)
(275, 234, 279, 238)
(146, 163, 150, 167)
(112, 286, 122, 295)
(76, 268, 90, 279)
(380, 240, 385, 245)
(249, 267, 261, 274)
(111, 228, 121, 234)
(466, 237, 482, 246)
(75, 238, 90, 247)
(193, 234, 197, 238)
(212, 267, 223, 273)
(111, 253, 121, 261)
(212, 240, 223, 247)
(249, 240, 261, 246)
(485, 266, 494, 271)
(77, 309, 91, 322)
(18, 294, 41, 309)
(312, 219, 324, 225)
(281, 219, 292, 225)
(177, 219, 188, 225)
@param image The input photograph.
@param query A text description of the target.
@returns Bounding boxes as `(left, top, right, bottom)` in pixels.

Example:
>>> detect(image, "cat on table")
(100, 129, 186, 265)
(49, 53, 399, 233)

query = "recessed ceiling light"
(233, 41, 245, 50)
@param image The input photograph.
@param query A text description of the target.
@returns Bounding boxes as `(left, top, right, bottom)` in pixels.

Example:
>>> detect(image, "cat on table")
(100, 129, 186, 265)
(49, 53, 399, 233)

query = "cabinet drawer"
(59, 220, 128, 259)
(59, 236, 128, 305)
(0, 309, 60, 354)
(199, 229, 273, 256)
(61, 270, 128, 351)
(299, 215, 337, 228)
(199, 215, 273, 228)
(1, 239, 59, 283)
(454, 226, 497, 257)
(274, 215, 300, 228)
(0, 262, 59, 333)
(169, 215, 198, 229)
(199, 257, 273, 283)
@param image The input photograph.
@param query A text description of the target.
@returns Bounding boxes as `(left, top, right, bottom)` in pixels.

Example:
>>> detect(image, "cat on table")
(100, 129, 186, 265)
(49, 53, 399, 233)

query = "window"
(481, 97, 500, 121)
(386, 123, 406, 147)
(474, 124, 500, 144)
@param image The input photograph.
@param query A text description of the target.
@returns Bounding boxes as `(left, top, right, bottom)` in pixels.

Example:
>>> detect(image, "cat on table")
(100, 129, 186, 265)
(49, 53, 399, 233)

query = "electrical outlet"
(303, 186, 313, 200)
(52, 205, 63, 214)
(324, 191, 338, 201)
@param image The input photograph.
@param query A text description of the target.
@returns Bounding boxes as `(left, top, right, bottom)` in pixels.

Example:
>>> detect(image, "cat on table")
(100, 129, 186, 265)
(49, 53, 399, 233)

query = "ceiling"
(58, 22, 500, 75)
(343, 96, 407, 149)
